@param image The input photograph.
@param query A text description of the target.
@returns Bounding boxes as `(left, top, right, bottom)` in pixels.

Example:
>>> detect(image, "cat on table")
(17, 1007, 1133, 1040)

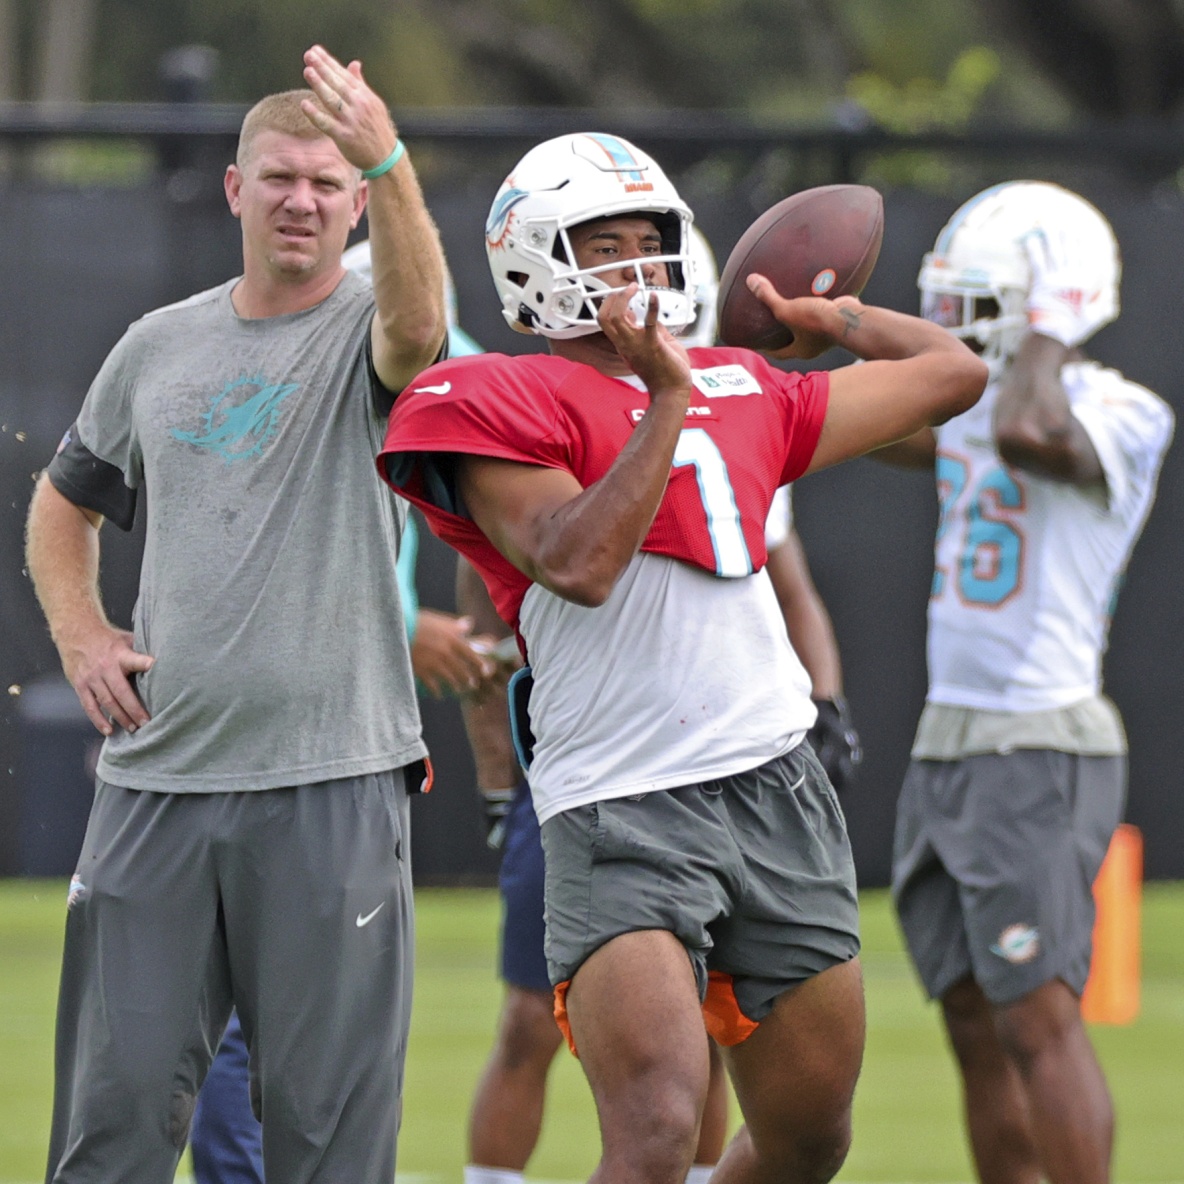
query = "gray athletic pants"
(46, 770, 413, 1184)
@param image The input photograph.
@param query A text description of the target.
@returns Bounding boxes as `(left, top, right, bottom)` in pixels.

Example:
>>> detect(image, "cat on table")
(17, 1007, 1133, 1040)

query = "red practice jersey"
(378, 347, 828, 629)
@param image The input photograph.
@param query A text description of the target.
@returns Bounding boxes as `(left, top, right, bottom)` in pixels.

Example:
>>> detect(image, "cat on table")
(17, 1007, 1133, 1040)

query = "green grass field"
(2, 880, 1181, 1183)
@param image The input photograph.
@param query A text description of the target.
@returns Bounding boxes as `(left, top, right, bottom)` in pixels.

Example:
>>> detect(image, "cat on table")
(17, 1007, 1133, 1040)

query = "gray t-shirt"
(49, 272, 425, 791)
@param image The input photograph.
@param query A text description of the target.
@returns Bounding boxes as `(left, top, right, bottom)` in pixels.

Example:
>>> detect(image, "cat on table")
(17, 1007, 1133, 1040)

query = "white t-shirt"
(926, 361, 1173, 712)
(764, 484, 793, 549)
(519, 551, 815, 823)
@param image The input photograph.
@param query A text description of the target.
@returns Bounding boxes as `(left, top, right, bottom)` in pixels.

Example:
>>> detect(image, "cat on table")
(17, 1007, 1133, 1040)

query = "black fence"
(2, 109, 1183, 886)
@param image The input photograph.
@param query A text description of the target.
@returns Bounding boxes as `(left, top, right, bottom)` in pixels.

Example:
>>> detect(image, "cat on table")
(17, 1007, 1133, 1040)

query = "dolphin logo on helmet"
(486, 186, 530, 250)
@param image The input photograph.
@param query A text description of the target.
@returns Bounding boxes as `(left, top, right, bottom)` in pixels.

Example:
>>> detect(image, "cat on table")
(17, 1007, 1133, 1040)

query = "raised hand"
(597, 282, 692, 400)
(1022, 225, 1102, 349)
(745, 274, 868, 359)
(300, 44, 399, 176)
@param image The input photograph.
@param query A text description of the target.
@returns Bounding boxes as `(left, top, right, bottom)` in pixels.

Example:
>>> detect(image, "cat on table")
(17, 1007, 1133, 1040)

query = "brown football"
(716, 184, 884, 350)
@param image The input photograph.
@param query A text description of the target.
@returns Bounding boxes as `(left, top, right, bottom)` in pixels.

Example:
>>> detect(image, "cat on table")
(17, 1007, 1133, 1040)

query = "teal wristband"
(361, 140, 405, 180)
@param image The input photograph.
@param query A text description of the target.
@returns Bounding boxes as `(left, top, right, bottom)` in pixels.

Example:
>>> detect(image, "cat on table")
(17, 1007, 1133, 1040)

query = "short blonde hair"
(236, 89, 331, 168)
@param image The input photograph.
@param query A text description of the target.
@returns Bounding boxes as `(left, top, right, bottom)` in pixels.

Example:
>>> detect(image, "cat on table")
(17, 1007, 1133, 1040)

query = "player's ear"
(224, 165, 243, 217)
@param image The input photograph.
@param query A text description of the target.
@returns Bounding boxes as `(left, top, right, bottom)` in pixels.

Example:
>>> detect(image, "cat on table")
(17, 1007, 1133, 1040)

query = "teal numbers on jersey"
(963, 467, 1025, 604)
(673, 428, 752, 577)
(933, 454, 1025, 607)
(932, 454, 967, 599)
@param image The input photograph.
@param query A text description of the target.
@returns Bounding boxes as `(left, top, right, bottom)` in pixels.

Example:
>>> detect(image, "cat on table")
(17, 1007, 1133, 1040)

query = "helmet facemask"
(547, 211, 695, 335)
(487, 133, 698, 340)
(918, 269, 1028, 380)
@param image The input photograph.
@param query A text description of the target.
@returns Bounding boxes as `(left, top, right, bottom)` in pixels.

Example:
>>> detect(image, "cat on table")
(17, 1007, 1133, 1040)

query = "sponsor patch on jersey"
(691, 365, 763, 398)
(627, 404, 717, 424)
(990, 923, 1040, 964)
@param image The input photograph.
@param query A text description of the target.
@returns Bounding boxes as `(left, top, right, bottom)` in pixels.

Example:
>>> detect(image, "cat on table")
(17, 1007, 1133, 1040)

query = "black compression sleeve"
(45, 425, 137, 531)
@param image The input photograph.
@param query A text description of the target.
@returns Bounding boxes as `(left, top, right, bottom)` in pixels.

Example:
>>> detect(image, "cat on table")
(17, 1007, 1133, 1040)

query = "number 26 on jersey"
(933, 452, 1026, 608)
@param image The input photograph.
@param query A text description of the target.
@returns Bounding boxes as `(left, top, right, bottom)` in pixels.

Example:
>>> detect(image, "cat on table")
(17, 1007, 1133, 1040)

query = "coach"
(25, 44, 444, 1184)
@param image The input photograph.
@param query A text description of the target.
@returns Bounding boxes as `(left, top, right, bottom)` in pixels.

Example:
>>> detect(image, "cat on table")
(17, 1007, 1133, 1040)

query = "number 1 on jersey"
(673, 428, 752, 577)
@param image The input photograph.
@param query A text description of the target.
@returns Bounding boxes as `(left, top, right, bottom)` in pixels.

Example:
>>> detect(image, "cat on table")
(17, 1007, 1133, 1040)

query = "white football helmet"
(918, 181, 1120, 378)
(485, 132, 697, 339)
(681, 225, 720, 348)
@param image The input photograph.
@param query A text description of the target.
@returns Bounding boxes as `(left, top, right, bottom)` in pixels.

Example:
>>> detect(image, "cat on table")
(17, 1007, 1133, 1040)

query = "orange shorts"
(553, 970, 760, 1057)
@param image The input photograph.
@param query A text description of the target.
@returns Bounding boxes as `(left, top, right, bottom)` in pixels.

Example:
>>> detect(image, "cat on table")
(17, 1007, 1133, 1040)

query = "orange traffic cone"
(1081, 823, 1142, 1025)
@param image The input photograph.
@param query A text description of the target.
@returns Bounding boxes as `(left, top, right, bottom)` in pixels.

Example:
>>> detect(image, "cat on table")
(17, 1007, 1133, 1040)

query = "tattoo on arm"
(839, 308, 861, 336)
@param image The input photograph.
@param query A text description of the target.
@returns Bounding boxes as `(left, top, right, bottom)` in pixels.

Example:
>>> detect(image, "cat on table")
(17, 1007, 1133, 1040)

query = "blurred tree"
(69, 0, 865, 112)
(9, 0, 1184, 126)
(844, 47, 1003, 189)
(88, 0, 399, 101)
(973, 0, 1184, 117)
(395, 0, 857, 111)
(847, 47, 1001, 133)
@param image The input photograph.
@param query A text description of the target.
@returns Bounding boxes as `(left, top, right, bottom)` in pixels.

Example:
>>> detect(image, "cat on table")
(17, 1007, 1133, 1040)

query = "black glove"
(481, 788, 515, 849)
(808, 697, 862, 794)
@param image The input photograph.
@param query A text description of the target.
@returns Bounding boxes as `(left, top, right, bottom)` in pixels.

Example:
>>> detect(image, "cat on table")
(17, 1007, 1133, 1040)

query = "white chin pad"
(626, 287, 694, 328)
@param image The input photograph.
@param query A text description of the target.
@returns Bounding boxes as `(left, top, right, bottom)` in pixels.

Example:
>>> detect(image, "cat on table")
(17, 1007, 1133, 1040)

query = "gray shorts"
(892, 750, 1125, 1005)
(47, 770, 414, 1184)
(540, 743, 860, 1047)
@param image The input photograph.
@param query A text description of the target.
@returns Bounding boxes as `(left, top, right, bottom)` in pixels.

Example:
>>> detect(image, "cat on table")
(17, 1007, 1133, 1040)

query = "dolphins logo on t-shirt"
(171, 374, 298, 461)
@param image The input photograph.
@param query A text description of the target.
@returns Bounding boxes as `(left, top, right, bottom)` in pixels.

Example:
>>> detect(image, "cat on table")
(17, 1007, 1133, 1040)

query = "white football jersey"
(926, 361, 1173, 712)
